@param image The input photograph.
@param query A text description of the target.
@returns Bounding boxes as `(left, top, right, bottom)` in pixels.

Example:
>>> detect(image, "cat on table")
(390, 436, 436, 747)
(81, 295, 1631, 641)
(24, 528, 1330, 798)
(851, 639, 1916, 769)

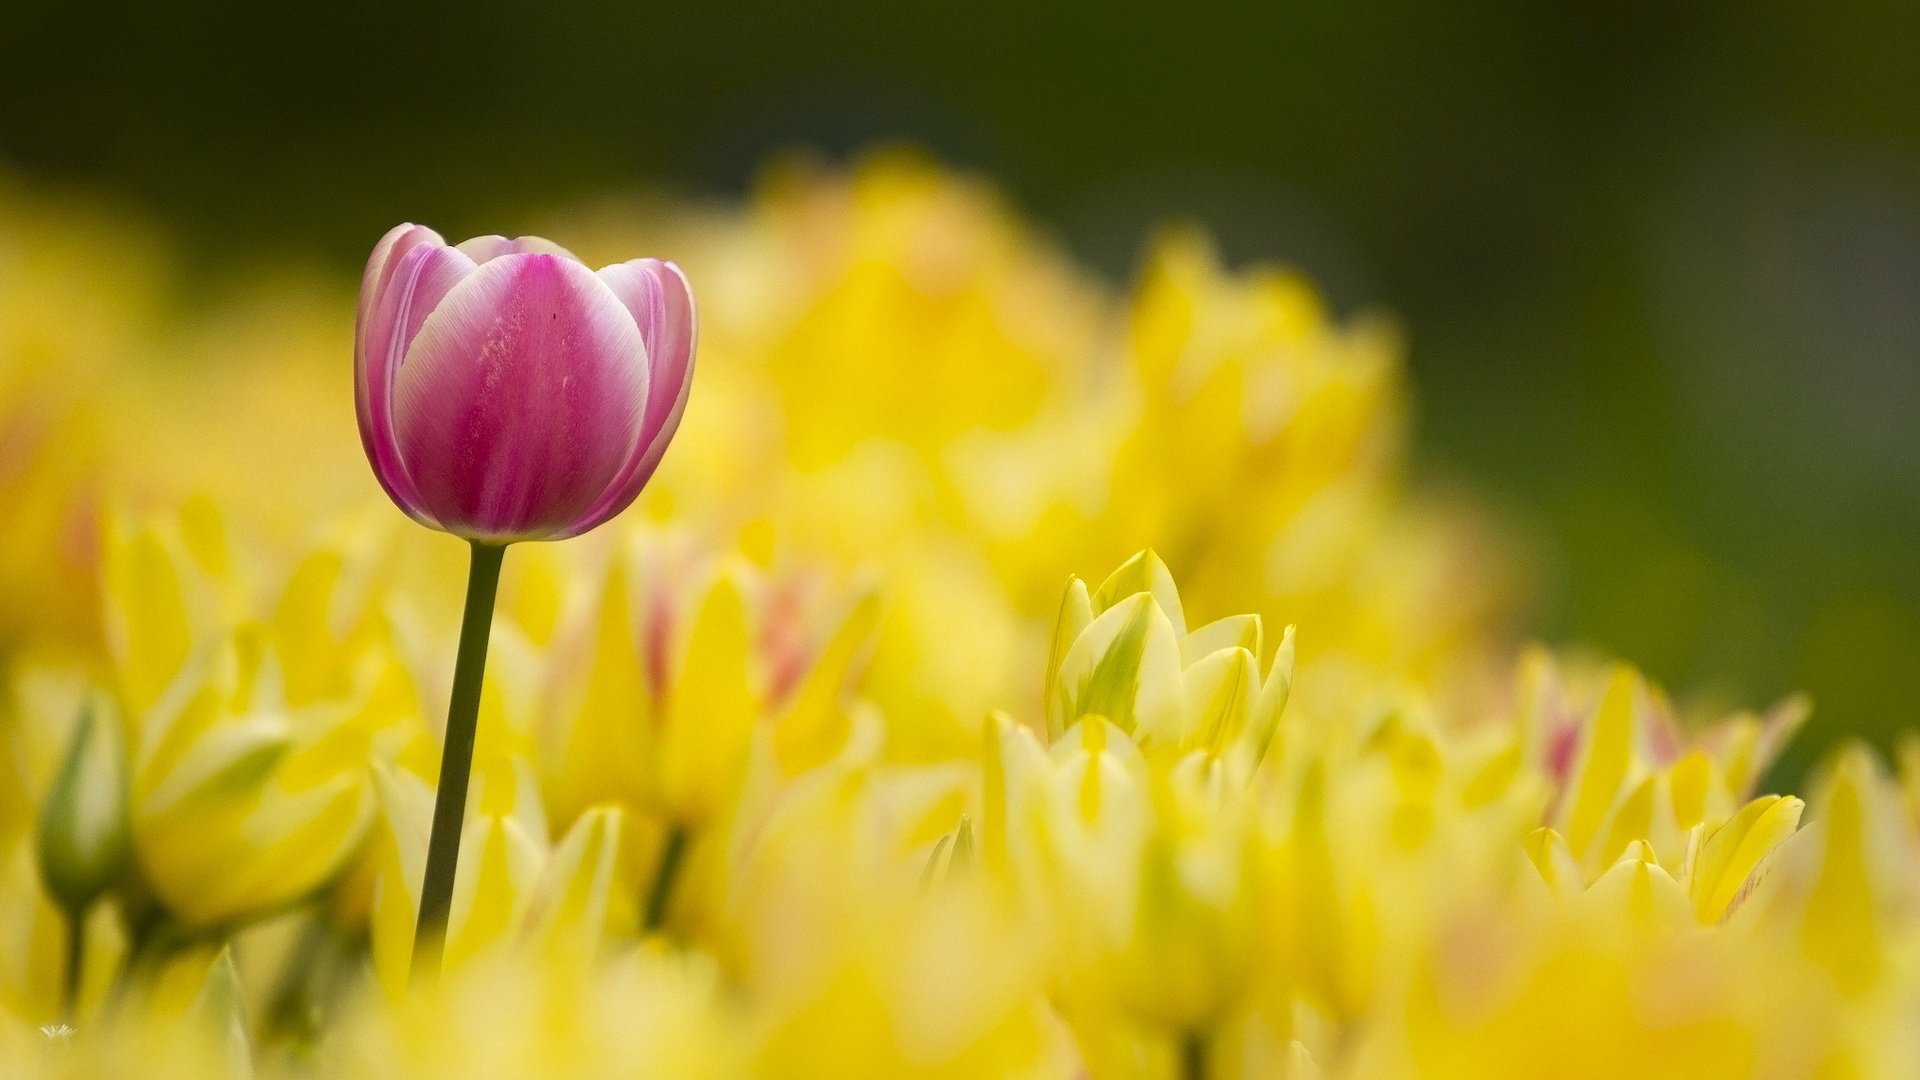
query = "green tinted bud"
(36, 693, 131, 913)
(194, 946, 254, 1076)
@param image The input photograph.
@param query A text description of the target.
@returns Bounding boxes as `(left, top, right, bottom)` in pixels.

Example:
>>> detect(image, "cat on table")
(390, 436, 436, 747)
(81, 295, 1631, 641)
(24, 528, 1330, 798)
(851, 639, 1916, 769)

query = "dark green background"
(5, 1, 1916, 783)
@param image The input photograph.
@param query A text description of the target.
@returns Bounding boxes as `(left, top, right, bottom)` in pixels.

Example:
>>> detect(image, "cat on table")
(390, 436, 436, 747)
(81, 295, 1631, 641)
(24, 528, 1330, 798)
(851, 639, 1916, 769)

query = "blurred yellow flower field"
(0, 153, 1912, 1078)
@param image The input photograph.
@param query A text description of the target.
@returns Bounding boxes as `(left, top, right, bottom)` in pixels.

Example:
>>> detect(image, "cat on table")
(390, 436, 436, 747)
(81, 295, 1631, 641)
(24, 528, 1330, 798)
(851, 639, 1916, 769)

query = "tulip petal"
(456, 234, 580, 264)
(570, 258, 697, 533)
(356, 223, 443, 348)
(393, 253, 649, 541)
(1562, 666, 1639, 859)
(357, 233, 479, 526)
(358, 240, 477, 375)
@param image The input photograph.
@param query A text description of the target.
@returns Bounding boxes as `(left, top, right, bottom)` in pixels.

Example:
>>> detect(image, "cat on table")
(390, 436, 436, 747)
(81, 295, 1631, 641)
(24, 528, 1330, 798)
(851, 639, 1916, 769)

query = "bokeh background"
(2, 0, 1915, 784)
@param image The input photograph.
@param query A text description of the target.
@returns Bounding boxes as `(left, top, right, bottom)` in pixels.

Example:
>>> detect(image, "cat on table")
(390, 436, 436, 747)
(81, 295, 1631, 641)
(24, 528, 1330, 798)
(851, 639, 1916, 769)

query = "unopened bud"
(37, 693, 131, 914)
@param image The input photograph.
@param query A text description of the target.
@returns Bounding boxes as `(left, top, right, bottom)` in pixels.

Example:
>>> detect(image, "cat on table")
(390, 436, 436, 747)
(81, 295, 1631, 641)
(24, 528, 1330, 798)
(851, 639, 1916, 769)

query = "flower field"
(0, 154, 1911, 1078)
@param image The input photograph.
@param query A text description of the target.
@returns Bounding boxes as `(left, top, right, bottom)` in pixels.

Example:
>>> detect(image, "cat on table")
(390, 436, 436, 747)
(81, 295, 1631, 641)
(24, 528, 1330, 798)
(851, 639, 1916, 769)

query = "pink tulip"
(355, 224, 695, 543)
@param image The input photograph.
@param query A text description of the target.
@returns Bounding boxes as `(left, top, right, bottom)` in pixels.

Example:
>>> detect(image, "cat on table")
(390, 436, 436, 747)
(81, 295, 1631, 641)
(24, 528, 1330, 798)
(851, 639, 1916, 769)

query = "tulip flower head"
(355, 225, 696, 544)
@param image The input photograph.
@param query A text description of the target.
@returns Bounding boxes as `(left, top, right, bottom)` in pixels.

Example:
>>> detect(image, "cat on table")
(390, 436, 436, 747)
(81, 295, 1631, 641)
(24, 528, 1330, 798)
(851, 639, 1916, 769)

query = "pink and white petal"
(568, 258, 698, 535)
(392, 253, 649, 542)
(356, 224, 444, 354)
(455, 234, 581, 265)
(356, 240, 477, 385)
(355, 241, 479, 524)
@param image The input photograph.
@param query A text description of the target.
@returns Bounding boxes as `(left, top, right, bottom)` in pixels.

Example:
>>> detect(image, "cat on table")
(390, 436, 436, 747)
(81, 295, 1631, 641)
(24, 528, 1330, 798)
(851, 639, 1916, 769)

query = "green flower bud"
(36, 692, 131, 914)
(193, 946, 255, 1079)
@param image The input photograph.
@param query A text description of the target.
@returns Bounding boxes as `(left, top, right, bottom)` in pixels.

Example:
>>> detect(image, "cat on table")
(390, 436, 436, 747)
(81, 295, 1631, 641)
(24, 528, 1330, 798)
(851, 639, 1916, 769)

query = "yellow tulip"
(128, 628, 377, 928)
(1048, 550, 1293, 774)
(330, 950, 745, 1080)
(369, 750, 641, 993)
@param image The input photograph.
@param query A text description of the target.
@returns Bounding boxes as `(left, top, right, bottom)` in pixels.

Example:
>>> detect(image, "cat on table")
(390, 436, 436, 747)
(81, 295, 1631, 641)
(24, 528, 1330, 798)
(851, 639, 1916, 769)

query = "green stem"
(1180, 1030, 1208, 1080)
(61, 904, 85, 1020)
(412, 541, 507, 983)
(105, 906, 174, 1018)
(643, 826, 689, 933)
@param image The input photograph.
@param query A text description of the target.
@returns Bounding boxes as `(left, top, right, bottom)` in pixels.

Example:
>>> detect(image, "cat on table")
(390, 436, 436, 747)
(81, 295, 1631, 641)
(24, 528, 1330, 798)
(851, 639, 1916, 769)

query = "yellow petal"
(1181, 614, 1261, 668)
(1237, 625, 1295, 772)
(775, 587, 879, 775)
(658, 564, 760, 824)
(103, 521, 194, 719)
(1463, 739, 1525, 810)
(1524, 826, 1582, 894)
(1562, 666, 1639, 859)
(1180, 647, 1256, 756)
(272, 548, 341, 694)
(1595, 774, 1656, 869)
(1690, 793, 1803, 923)
(1090, 549, 1186, 637)
(534, 805, 627, 968)
(1043, 577, 1093, 741)
(1055, 593, 1183, 741)
(1665, 750, 1715, 831)
(546, 557, 648, 826)
(1581, 841, 1688, 929)
(1801, 748, 1885, 995)
(442, 816, 544, 973)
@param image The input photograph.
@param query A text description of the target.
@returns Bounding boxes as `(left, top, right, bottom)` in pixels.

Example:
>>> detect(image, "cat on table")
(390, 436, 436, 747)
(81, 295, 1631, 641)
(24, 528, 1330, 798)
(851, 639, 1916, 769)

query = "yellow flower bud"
(1049, 550, 1294, 771)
